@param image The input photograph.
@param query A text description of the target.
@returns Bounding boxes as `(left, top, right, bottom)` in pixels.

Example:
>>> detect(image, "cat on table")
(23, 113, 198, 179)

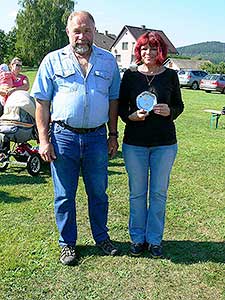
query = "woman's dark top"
(118, 68, 184, 147)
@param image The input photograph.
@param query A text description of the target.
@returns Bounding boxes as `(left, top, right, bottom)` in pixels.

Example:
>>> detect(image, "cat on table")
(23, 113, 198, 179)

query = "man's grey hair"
(67, 11, 95, 27)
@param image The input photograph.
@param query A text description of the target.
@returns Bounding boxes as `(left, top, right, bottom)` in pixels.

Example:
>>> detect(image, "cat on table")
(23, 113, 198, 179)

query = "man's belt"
(55, 121, 105, 134)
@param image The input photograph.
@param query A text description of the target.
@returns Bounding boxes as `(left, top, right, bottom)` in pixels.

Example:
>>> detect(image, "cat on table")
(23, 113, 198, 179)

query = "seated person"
(0, 58, 30, 147)
(0, 63, 16, 106)
(0, 58, 30, 117)
(9, 57, 29, 95)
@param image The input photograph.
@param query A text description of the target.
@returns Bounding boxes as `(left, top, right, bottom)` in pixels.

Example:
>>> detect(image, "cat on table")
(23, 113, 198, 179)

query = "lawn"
(0, 73, 224, 300)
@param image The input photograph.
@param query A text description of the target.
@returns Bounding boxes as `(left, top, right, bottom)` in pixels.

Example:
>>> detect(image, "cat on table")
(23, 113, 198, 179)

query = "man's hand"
(108, 136, 118, 159)
(39, 142, 56, 162)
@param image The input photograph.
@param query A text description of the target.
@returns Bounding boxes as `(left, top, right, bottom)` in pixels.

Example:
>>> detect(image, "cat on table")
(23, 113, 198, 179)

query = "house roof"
(165, 58, 211, 69)
(110, 25, 178, 54)
(94, 31, 116, 50)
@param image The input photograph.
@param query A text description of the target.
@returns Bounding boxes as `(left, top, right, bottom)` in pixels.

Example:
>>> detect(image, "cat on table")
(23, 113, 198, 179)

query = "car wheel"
(221, 88, 225, 94)
(191, 82, 199, 90)
(27, 153, 42, 176)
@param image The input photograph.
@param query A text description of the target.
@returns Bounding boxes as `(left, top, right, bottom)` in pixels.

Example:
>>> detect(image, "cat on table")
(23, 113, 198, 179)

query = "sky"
(1, 0, 225, 48)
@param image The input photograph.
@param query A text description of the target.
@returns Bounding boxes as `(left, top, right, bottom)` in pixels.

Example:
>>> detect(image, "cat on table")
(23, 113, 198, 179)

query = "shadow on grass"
(108, 169, 124, 175)
(0, 191, 31, 203)
(0, 172, 47, 185)
(73, 240, 225, 265)
(108, 150, 125, 175)
(163, 240, 225, 264)
(108, 150, 125, 167)
(75, 241, 131, 261)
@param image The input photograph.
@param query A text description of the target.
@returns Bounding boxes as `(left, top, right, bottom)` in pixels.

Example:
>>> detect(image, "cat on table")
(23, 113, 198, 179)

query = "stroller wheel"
(0, 153, 9, 171)
(27, 153, 41, 176)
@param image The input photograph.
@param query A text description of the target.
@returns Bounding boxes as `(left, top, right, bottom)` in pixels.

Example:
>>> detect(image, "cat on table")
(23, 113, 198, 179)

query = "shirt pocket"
(94, 70, 111, 95)
(53, 69, 78, 93)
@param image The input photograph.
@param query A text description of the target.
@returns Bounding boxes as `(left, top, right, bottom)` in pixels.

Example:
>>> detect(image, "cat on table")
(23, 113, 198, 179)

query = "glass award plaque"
(136, 91, 157, 112)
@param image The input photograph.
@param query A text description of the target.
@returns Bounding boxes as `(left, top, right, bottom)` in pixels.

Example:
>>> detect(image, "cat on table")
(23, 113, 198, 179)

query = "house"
(164, 58, 211, 71)
(94, 30, 116, 51)
(110, 25, 178, 69)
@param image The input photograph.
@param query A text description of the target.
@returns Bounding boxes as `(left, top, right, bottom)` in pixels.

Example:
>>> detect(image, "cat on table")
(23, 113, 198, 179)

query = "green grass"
(0, 77, 225, 299)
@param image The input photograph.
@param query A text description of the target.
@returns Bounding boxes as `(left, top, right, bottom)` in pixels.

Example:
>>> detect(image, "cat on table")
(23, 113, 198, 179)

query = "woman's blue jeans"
(122, 143, 178, 246)
(51, 122, 109, 247)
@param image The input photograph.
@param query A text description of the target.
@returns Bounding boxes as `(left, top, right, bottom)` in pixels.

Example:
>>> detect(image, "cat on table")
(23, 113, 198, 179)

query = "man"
(31, 11, 120, 265)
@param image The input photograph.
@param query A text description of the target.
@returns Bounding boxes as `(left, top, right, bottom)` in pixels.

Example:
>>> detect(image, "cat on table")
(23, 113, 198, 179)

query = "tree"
(5, 28, 17, 62)
(200, 62, 225, 74)
(0, 30, 8, 63)
(16, 0, 74, 66)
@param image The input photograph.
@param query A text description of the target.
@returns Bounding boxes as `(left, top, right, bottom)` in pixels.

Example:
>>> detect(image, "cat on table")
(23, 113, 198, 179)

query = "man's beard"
(73, 42, 91, 55)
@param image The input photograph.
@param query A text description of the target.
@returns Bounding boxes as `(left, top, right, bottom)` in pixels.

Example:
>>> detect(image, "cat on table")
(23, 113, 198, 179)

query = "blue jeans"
(51, 122, 109, 247)
(122, 143, 178, 246)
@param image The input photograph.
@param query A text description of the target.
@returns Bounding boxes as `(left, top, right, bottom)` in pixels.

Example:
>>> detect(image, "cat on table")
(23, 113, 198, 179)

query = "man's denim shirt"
(31, 45, 121, 128)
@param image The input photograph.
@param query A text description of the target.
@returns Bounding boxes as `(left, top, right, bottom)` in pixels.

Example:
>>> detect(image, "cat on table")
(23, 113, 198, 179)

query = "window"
(131, 54, 135, 63)
(192, 71, 199, 76)
(122, 42, 128, 50)
(116, 55, 121, 62)
(201, 71, 208, 76)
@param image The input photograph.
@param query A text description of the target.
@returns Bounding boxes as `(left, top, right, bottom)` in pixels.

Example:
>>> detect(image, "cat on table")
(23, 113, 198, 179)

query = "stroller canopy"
(0, 91, 37, 145)
(2, 90, 35, 120)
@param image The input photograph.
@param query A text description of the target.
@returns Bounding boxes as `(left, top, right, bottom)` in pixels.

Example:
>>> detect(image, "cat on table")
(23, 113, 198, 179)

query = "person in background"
(9, 57, 29, 94)
(31, 11, 121, 265)
(119, 31, 184, 258)
(0, 58, 30, 147)
(0, 63, 16, 107)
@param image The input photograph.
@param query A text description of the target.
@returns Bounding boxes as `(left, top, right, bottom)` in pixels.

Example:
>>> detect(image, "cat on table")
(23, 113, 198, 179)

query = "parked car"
(178, 69, 208, 90)
(200, 74, 225, 93)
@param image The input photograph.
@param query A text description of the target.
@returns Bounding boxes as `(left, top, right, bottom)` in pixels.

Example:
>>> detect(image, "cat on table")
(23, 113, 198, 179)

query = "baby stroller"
(0, 91, 42, 176)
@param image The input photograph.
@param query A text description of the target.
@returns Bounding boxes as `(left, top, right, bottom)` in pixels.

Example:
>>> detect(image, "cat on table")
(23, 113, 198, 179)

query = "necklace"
(145, 75, 155, 87)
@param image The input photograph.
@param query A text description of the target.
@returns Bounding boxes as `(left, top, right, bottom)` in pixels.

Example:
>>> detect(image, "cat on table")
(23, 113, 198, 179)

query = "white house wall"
(111, 30, 137, 69)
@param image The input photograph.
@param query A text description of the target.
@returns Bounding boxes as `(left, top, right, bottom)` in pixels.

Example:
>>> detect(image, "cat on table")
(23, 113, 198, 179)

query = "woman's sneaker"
(148, 244, 163, 259)
(130, 243, 145, 256)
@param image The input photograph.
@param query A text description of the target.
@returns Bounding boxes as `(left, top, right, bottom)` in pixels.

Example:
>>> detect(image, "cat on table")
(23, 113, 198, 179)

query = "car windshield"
(210, 75, 219, 80)
(204, 75, 217, 80)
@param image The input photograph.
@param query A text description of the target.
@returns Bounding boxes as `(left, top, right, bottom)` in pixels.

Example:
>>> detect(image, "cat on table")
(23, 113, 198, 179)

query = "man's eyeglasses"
(15, 64, 22, 67)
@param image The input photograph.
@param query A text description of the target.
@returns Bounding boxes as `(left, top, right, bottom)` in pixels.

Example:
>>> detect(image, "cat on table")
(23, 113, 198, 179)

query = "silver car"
(178, 70, 208, 90)
(200, 74, 225, 93)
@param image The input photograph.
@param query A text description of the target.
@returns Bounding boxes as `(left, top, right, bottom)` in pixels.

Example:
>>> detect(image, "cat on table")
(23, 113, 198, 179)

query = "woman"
(119, 32, 184, 258)
(0, 58, 29, 106)
(9, 57, 29, 94)
(0, 58, 30, 149)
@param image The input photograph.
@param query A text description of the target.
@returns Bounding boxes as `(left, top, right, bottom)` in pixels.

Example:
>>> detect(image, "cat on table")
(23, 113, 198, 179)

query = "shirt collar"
(61, 44, 103, 75)
(62, 44, 102, 58)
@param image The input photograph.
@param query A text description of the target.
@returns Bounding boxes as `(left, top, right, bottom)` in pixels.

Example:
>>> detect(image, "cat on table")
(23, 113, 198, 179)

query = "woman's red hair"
(134, 31, 168, 65)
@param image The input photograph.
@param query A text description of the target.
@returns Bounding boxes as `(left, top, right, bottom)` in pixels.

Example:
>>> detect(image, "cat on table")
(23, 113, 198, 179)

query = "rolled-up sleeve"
(31, 56, 53, 101)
